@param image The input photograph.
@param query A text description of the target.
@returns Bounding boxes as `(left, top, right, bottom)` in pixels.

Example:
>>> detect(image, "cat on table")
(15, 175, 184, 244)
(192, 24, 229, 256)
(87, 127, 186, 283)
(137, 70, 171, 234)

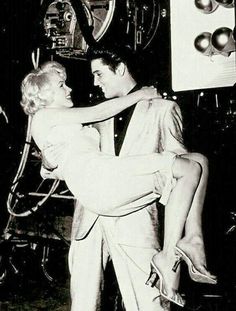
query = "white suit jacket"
(71, 98, 187, 247)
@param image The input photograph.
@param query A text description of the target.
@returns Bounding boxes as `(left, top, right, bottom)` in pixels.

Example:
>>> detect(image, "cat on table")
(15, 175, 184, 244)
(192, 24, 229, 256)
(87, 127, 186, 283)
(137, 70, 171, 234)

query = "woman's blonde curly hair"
(20, 61, 66, 115)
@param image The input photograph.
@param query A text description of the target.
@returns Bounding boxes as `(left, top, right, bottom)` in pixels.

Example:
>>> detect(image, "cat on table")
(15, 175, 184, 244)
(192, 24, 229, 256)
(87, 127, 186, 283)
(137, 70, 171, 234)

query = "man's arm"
(40, 143, 66, 180)
(161, 101, 187, 154)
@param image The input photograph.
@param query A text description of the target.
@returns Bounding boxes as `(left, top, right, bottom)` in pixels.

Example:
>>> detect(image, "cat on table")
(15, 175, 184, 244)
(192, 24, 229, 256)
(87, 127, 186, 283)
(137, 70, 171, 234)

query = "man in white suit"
(68, 45, 187, 311)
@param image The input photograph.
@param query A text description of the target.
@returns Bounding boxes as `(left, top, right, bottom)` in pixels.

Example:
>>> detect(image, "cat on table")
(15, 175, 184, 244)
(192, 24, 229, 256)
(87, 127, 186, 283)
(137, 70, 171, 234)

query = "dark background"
(0, 0, 235, 310)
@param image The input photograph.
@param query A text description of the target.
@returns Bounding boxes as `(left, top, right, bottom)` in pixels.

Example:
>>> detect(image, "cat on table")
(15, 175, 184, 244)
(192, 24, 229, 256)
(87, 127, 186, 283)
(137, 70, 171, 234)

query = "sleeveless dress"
(45, 123, 176, 216)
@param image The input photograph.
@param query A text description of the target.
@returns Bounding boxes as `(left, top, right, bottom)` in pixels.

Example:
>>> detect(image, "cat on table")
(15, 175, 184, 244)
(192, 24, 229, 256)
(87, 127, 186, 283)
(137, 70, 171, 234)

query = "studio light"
(212, 27, 236, 55)
(194, 28, 236, 57)
(194, 0, 219, 13)
(170, 0, 236, 91)
(194, 32, 214, 55)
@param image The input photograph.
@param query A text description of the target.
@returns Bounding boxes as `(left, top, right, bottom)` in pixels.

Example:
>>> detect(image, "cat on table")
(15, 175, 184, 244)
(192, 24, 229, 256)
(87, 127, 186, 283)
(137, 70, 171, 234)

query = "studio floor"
(0, 239, 71, 311)
(0, 237, 236, 311)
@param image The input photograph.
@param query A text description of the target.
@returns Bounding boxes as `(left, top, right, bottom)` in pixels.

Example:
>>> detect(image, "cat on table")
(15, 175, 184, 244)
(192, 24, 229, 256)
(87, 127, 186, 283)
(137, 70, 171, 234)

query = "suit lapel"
(119, 100, 150, 156)
(96, 99, 155, 156)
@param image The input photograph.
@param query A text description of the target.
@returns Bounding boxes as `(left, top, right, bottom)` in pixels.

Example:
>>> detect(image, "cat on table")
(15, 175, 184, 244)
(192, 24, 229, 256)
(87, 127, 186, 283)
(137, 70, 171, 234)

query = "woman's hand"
(140, 86, 161, 101)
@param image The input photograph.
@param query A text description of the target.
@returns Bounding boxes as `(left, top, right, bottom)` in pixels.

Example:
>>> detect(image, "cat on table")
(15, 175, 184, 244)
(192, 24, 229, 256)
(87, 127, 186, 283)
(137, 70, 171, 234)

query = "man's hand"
(40, 166, 60, 180)
(41, 143, 66, 170)
(40, 143, 66, 180)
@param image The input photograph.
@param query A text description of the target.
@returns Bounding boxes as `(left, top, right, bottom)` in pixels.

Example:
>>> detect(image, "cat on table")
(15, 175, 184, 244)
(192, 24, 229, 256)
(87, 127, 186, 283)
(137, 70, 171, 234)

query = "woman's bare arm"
(35, 86, 159, 127)
(79, 86, 159, 123)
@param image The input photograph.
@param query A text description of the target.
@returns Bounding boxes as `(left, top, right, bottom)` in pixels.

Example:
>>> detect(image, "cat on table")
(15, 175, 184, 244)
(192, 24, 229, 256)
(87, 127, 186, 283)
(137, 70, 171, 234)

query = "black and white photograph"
(0, 1, 235, 310)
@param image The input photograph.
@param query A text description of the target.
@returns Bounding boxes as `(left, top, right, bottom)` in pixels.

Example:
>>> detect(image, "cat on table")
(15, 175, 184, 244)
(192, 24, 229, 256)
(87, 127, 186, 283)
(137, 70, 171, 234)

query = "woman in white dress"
(20, 61, 216, 307)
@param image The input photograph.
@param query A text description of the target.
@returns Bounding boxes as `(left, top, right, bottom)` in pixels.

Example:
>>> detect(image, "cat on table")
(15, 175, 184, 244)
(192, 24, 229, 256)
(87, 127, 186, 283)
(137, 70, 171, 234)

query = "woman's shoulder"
(33, 108, 65, 129)
(33, 108, 50, 124)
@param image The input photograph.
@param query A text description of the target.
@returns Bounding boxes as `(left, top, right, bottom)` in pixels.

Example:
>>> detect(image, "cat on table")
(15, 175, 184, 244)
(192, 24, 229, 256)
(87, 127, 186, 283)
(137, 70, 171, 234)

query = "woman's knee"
(174, 157, 202, 183)
(190, 160, 202, 182)
(193, 152, 208, 168)
(185, 152, 208, 170)
(180, 153, 209, 180)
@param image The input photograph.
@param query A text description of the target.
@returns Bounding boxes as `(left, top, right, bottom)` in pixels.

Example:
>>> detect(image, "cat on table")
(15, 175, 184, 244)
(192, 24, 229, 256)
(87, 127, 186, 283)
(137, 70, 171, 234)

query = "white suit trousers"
(69, 217, 169, 311)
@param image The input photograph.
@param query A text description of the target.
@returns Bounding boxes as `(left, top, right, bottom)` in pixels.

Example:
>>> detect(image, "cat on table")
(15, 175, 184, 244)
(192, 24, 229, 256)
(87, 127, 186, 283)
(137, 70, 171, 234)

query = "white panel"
(170, 0, 236, 91)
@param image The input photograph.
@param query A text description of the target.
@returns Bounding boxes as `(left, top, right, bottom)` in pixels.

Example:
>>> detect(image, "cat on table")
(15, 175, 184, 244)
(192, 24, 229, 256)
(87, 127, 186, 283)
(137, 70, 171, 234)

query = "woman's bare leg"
(178, 153, 216, 279)
(152, 157, 201, 300)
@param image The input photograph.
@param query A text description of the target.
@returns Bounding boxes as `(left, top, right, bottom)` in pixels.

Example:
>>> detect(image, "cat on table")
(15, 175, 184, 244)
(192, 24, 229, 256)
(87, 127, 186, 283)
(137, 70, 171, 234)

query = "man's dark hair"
(87, 43, 137, 78)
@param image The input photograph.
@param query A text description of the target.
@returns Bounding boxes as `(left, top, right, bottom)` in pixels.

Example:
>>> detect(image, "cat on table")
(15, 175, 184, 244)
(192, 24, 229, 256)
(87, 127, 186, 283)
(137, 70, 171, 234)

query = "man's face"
(91, 58, 122, 98)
